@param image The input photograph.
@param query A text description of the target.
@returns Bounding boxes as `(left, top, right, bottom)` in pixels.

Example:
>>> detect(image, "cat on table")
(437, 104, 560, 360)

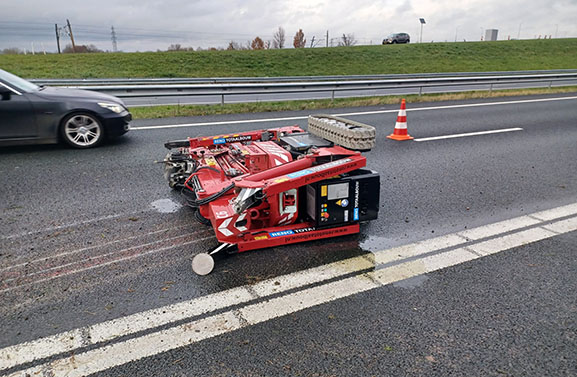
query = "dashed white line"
(413, 127, 523, 142)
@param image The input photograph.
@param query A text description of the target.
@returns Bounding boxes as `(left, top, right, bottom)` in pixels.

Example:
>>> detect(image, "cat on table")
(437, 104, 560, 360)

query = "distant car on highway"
(382, 33, 410, 44)
(0, 68, 131, 148)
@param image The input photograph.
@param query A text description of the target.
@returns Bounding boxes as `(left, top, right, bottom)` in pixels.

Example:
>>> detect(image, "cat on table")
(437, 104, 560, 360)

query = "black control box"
(305, 169, 380, 226)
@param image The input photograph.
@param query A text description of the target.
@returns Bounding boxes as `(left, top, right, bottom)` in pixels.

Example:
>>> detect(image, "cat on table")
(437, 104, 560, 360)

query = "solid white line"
(129, 96, 577, 130)
(3, 202, 577, 374)
(413, 127, 523, 142)
(13, 205, 577, 377)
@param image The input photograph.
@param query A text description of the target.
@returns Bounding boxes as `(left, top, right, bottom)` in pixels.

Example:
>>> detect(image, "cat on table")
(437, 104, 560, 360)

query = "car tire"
(60, 113, 105, 148)
(392, 40, 397, 44)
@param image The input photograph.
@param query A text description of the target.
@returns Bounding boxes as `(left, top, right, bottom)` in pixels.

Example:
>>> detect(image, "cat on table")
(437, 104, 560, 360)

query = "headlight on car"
(98, 102, 124, 114)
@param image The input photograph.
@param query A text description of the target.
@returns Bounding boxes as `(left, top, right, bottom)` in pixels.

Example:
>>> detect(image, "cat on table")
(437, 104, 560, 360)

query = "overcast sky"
(1, 0, 576, 52)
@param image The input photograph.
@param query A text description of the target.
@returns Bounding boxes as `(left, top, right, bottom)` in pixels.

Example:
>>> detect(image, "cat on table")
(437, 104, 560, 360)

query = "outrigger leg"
(191, 243, 235, 275)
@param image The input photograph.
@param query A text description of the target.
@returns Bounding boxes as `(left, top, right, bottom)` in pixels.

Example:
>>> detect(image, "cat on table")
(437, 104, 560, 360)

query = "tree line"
(1, 28, 358, 54)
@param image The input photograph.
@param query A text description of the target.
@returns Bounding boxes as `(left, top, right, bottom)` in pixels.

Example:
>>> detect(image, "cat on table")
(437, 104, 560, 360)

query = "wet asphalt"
(0, 93, 576, 375)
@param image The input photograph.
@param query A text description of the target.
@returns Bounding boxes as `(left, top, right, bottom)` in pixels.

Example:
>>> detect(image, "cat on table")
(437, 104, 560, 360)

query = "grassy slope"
(1, 39, 576, 79)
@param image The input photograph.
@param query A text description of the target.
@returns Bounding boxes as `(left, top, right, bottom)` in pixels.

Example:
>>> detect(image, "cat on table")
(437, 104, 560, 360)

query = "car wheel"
(61, 113, 105, 148)
(392, 40, 397, 44)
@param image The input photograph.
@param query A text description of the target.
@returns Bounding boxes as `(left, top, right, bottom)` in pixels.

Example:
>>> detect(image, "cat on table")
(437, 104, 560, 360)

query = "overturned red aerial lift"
(163, 115, 380, 275)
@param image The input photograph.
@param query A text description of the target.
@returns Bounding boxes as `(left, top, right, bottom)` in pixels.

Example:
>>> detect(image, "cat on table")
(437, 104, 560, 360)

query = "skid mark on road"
(0, 231, 214, 293)
(2, 202, 577, 376)
(0, 224, 193, 274)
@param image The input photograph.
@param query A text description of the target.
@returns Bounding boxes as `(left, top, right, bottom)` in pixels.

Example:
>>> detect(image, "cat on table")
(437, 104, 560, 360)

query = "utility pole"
(67, 19, 76, 52)
(111, 26, 118, 52)
(310, 36, 315, 48)
(55, 24, 61, 53)
(326, 30, 329, 47)
(419, 18, 426, 43)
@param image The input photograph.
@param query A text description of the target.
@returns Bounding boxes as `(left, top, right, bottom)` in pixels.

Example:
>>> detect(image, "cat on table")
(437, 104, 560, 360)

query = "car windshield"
(0, 69, 39, 93)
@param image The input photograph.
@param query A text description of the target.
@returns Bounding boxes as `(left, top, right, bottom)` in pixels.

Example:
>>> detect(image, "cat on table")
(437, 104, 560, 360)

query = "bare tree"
(167, 44, 182, 51)
(227, 41, 241, 50)
(338, 34, 357, 47)
(251, 36, 265, 50)
(63, 44, 103, 53)
(272, 27, 286, 48)
(293, 29, 306, 48)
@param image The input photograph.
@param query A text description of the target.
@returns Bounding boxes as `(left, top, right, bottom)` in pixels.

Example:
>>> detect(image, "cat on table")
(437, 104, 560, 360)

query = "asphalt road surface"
(1, 93, 576, 376)
(122, 80, 577, 107)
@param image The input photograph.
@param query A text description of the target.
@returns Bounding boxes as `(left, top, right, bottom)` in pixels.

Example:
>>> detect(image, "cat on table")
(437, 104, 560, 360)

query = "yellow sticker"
(254, 235, 268, 240)
(321, 185, 328, 197)
(274, 178, 289, 183)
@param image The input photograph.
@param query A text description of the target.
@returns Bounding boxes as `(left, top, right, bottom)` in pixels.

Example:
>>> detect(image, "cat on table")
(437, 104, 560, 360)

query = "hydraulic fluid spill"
(150, 199, 182, 213)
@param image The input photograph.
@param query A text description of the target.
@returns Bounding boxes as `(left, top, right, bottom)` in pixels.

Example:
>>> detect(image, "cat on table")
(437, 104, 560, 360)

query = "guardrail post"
(331, 90, 335, 102)
(418, 86, 423, 96)
(489, 83, 493, 94)
(549, 81, 552, 89)
(221, 94, 225, 105)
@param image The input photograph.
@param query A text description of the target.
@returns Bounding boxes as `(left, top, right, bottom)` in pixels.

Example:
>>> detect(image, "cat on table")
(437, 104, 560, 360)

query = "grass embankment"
(1, 39, 576, 78)
(130, 86, 577, 119)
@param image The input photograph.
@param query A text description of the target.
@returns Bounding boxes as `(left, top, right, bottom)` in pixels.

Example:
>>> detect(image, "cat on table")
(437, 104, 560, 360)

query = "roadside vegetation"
(129, 86, 577, 119)
(1, 39, 576, 79)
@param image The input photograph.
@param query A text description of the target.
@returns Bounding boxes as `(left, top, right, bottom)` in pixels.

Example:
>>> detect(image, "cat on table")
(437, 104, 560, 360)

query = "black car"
(0, 69, 131, 148)
(382, 33, 410, 44)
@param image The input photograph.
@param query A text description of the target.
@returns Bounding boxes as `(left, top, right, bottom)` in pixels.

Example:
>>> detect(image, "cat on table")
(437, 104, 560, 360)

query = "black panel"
(306, 169, 380, 227)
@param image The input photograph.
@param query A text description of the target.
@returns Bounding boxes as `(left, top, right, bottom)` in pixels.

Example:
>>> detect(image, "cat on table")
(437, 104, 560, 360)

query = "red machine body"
(164, 125, 379, 256)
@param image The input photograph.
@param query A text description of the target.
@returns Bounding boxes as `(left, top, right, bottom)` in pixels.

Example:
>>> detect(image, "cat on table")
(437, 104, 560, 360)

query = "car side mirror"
(0, 86, 12, 101)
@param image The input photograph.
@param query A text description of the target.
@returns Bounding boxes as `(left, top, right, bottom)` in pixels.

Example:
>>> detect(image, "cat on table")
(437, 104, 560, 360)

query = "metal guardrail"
(47, 73, 577, 104)
(30, 69, 577, 86)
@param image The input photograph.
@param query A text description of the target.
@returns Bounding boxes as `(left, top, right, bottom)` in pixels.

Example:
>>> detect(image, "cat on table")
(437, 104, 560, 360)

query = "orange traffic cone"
(387, 99, 413, 141)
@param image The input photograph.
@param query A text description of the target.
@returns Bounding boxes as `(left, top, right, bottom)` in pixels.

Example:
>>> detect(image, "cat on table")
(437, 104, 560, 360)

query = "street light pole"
(419, 18, 426, 43)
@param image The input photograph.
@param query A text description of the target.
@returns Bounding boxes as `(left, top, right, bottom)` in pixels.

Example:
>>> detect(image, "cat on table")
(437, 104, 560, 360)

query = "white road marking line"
(530, 203, 577, 221)
(372, 233, 465, 266)
(413, 128, 523, 142)
(3, 202, 577, 374)
(542, 216, 577, 234)
(457, 216, 541, 240)
(466, 228, 557, 256)
(338, 95, 577, 117)
(129, 96, 577, 131)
